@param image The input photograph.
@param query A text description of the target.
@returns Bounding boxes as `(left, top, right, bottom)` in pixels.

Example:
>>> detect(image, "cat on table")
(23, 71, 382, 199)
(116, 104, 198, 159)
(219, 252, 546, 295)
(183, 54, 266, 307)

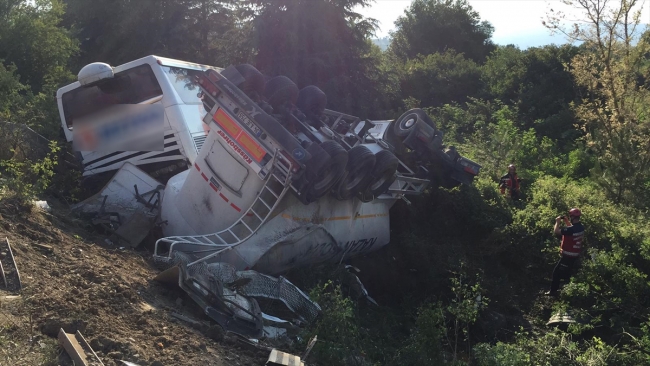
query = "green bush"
(394, 302, 447, 365)
(392, 266, 488, 365)
(0, 139, 60, 204)
(474, 330, 641, 366)
(302, 281, 363, 366)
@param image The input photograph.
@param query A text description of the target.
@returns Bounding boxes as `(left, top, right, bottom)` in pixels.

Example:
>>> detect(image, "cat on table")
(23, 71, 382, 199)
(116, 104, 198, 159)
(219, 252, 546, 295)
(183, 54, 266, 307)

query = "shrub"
(303, 281, 363, 366)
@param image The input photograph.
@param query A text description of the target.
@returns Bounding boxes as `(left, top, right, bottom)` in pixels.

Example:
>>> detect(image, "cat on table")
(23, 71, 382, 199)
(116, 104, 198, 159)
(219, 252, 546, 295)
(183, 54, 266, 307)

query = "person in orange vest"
(546, 208, 585, 296)
(499, 164, 521, 200)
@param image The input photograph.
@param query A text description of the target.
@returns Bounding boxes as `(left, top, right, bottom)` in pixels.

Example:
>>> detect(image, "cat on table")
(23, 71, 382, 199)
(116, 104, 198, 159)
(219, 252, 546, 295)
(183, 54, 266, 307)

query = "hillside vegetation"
(1, 0, 650, 365)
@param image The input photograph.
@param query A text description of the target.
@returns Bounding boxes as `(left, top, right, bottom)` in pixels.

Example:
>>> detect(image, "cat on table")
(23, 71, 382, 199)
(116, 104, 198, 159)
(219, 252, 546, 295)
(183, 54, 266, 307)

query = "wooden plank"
(58, 328, 89, 366)
(57, 329, 105, 366)
(5, 238, 21, 290)
(75, 330, 105, 366)
(31, 243, 54, 253)
(0, 295, 21, 302)
(0, 258, 6, 289)
(266, 348, 304, 366)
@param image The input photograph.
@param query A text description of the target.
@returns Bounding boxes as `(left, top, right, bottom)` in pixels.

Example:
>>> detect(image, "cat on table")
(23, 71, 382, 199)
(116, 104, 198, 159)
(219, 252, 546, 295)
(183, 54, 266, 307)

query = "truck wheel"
(297, 85, 327, 116)
(334, 145, 376, 201)
(234, 64, 265, 97)
(264, 76, 299, 110)
(366, 150, 398, 196)
(393, 108, 435, 138)
(306, 140, 348, 202)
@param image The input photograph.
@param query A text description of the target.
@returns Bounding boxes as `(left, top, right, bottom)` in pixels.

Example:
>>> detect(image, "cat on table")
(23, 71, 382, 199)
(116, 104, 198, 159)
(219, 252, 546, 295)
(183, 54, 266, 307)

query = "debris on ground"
(303, 335, 317, 357)
(58, 328, 105, 366)
(0, 198, 270, 365)
(0, 237, 22, 291)
(71, 163, 163, 249)
(153, 252, 321, 340)
(547, 311, 576, 326)
(33, 200, 52, 212)
(265, 348, 305, 366)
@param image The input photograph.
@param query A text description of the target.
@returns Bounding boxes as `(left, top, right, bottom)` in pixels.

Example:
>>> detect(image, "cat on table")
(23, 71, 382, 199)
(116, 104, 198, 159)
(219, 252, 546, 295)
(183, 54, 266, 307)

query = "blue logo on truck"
(292, 148, 305, 161)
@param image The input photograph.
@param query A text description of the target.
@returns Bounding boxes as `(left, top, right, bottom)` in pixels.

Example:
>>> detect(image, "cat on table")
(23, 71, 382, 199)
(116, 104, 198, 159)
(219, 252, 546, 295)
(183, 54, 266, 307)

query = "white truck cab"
(57, 55, 221, 183)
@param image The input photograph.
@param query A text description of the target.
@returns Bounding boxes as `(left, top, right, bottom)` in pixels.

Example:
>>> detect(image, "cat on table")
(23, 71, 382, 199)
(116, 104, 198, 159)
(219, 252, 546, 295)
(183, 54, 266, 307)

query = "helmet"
(508, 164, 516, 170)
(569, 208, 581, 217)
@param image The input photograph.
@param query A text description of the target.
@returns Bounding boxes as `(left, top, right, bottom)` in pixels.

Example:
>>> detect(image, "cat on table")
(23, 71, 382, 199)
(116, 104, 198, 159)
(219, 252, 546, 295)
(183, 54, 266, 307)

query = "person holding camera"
(499, 164, 522, 200)
(546, 208, 585, 296)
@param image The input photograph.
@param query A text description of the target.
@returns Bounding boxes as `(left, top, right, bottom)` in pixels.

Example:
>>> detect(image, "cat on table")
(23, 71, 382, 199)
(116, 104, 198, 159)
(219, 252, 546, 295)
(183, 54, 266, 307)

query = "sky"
(356, 0, 650, 49)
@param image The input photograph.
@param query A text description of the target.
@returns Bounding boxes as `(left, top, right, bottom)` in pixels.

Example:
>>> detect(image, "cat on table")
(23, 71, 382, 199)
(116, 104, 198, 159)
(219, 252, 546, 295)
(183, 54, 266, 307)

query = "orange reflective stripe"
(213, 109, 241, 137)
(236, 132, 266, 162)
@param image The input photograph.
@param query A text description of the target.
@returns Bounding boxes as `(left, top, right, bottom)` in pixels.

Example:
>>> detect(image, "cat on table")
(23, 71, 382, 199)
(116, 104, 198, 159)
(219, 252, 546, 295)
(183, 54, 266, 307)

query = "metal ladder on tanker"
(153, 150, 293, 268)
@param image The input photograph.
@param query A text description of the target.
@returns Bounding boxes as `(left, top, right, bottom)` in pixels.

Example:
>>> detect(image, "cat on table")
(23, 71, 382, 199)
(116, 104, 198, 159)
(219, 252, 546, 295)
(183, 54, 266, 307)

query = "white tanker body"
(153, 65, 481, 275)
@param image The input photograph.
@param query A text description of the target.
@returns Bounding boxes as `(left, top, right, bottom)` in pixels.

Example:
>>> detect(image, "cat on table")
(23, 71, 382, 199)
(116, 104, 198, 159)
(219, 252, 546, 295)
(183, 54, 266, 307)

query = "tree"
(389, 0, 495, 63)
(482, 44, 581, 142)
(0, 62, 26, 121)
(0, 0, 78, 136)
(546, 0, 650, 206)
(481, 45, 527, 104)
(252, 0, 394, 117)
(516, 45, 580, 141)
(0, 0, 77, 93)
(401, 50, 483, 108)
(63, 0, 254, 67)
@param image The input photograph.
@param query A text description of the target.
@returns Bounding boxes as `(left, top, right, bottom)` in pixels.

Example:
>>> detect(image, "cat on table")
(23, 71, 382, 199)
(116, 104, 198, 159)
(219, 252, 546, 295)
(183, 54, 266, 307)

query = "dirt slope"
(0, 198, 268, 366)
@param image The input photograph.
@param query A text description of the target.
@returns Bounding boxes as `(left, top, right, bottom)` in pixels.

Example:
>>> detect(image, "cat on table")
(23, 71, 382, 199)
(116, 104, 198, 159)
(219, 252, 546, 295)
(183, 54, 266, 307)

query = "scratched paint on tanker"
(345, 237, 378, 253)
(299, 237, 379, 261)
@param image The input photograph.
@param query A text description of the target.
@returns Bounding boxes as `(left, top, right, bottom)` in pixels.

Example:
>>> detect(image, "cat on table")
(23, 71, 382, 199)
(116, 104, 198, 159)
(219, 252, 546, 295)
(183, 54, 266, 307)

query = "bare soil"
(0, 197, 269, 366)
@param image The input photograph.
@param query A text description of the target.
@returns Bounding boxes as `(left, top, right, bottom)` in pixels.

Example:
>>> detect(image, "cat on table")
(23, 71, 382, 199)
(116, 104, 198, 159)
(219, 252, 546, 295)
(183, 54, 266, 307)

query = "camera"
(560, 216, 566, 219)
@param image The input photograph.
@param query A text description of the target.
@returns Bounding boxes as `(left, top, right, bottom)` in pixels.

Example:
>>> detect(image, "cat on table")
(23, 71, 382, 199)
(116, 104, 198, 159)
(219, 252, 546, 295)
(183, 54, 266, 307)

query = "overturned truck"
(59, 56, 481, 338)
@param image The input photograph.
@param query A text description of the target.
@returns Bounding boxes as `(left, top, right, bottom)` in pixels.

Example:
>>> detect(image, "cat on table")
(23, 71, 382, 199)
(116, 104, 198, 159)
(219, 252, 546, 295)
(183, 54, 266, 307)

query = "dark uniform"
(550, 222, 585, 295)
(499, 172, 521, 200)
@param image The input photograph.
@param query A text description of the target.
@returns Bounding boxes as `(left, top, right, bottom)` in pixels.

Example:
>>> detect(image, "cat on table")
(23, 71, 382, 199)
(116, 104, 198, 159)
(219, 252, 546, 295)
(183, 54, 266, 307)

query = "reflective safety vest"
(499, 173, 520, 195)
(560, 223, 585, 257)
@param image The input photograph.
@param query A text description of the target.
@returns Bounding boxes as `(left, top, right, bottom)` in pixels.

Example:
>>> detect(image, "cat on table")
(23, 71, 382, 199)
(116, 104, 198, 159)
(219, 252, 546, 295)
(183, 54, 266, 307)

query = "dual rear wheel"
(303, 142, 399, 203)
(227, 64, 400, 203)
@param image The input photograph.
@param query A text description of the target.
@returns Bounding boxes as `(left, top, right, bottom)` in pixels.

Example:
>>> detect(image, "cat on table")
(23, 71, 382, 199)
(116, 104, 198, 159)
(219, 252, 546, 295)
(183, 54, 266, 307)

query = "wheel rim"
(345, 168, 367, 189)
(400, 113, 417, 130)
(370, 174, 388, 191)
(312, 164, 337, 191)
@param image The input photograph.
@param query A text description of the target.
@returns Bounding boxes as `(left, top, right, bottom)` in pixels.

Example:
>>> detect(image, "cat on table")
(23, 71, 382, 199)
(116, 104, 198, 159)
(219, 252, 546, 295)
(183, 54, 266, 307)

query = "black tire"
(297, 85, 327, 116)
(234, 64, 265, 97)
(306, 140, 348, 202)
(334, 145, 376, 200)
(264, 76, 299, 110)
(367, 150, 399, 196)
(393, 108, 436, 138)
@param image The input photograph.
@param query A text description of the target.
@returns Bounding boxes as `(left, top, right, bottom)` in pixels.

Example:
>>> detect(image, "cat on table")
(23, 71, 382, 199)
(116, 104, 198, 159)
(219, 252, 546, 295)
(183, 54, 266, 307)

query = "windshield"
(62, 64, 162, 129)
(162, 66, 203, 105)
